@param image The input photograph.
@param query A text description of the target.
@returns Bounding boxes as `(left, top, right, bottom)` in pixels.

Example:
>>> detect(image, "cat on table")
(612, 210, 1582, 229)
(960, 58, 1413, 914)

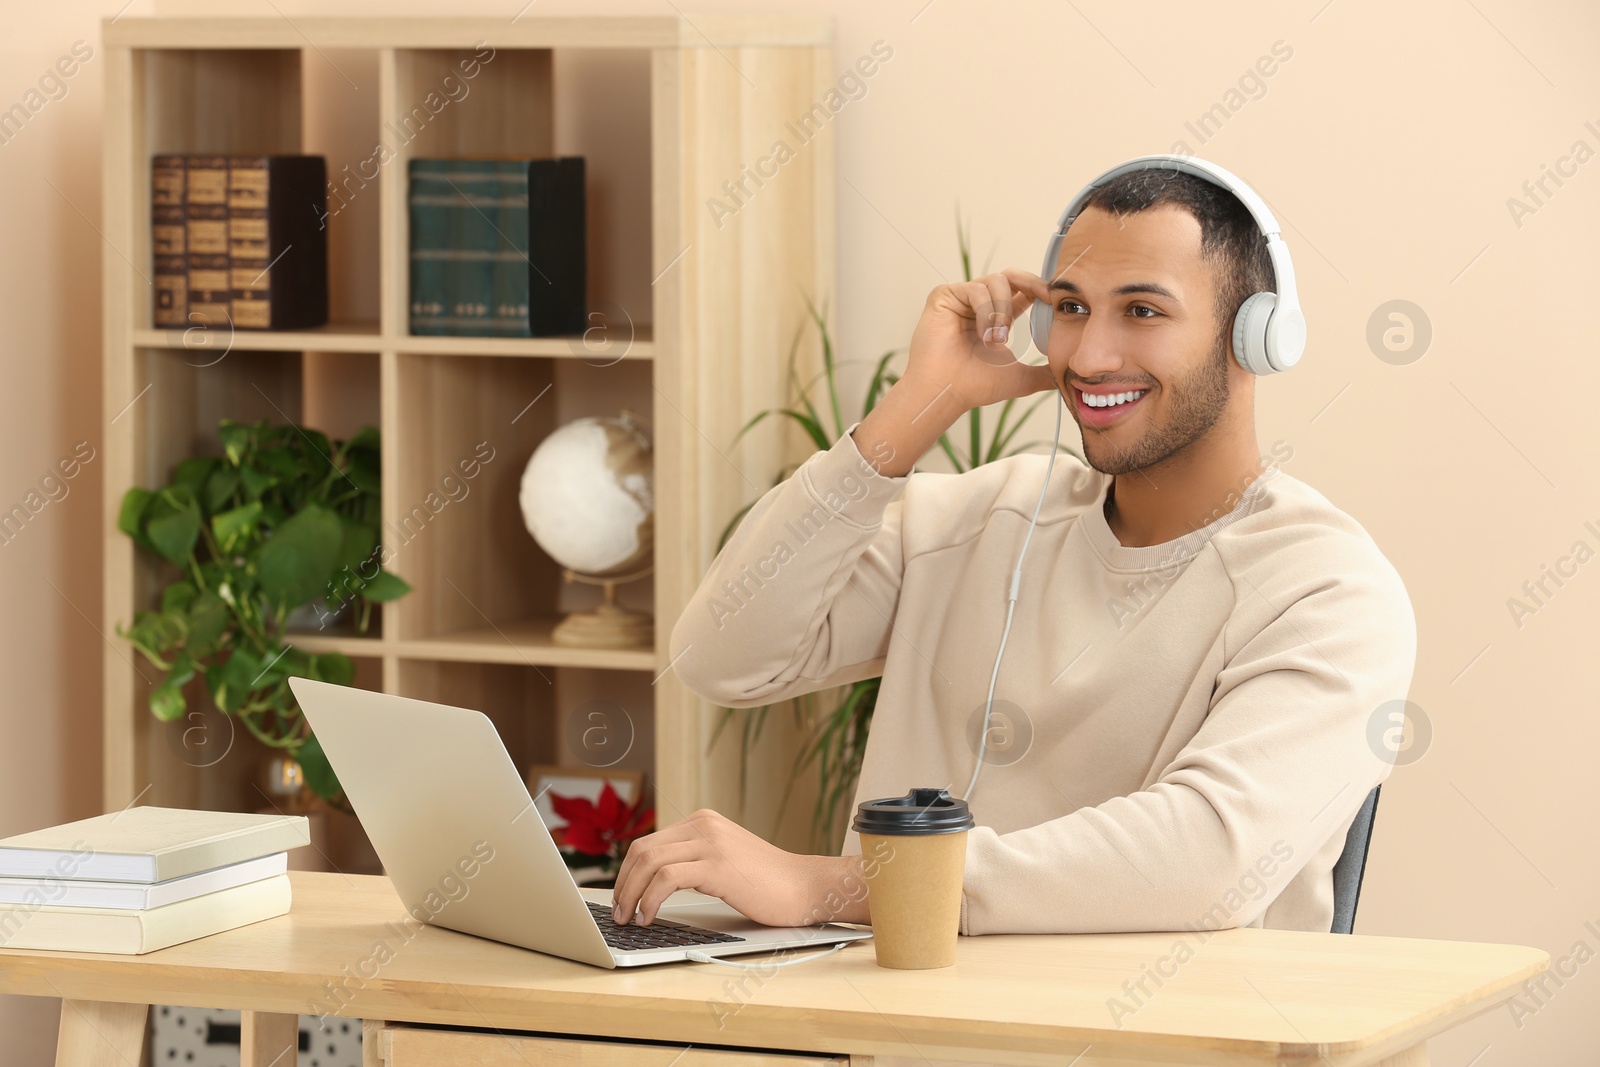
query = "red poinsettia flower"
(549, 782, 655, 858)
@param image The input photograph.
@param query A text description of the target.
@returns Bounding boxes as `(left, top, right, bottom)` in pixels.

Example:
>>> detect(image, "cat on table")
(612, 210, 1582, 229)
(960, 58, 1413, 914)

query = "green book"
(409, 160, 527, 336)
(408, 158, 585, 337)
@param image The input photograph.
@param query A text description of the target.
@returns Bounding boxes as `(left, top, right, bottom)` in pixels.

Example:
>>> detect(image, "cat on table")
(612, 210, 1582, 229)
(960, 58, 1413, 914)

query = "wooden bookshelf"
(100, 16, 836, 865)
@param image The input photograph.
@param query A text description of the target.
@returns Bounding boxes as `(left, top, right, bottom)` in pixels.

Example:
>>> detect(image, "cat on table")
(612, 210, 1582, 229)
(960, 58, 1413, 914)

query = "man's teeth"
(1083, 390, 1147, 409)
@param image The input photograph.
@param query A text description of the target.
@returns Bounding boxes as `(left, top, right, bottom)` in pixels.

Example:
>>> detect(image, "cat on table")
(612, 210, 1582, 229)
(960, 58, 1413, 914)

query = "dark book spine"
(408, 159, 451, 335)
(489, 163, 532, 338)
(527, 156, 586, 337)
(185, 156, 231, 328)
(229, 156, 329, 331)
(409, 159, 506, 337)
(151, 155, 187, 328)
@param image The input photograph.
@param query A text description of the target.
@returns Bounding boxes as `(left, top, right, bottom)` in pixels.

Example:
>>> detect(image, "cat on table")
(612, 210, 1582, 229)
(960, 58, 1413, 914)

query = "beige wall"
(4, 0, 1596, 1062)
(0, 7, 108, 1061)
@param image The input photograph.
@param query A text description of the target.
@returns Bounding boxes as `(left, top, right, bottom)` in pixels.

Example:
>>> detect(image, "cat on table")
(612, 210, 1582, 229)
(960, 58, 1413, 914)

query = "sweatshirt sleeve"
(667, 424, 912, 709)
(958, 535, 1417, 935)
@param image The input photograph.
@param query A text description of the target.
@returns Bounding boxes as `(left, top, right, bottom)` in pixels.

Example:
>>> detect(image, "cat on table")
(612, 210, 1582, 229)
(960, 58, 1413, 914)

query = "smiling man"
(615, 161, 1416, 938)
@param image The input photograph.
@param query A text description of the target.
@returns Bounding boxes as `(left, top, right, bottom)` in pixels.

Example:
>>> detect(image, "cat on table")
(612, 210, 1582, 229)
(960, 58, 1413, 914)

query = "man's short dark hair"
(1078, 168, 1276, 355)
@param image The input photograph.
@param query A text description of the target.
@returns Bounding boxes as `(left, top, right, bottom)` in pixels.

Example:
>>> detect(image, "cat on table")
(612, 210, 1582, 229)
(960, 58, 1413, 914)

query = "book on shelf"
(0, 852, 288, 910)
(408, 156, 585, 337)
(227, 155, 329, 330)
(0, 806, 310, 883)
(151, 154, 187, 327)
(0, 873, 292, 954)
(150, 154, 329, 332)
(184, 155, 231, 329)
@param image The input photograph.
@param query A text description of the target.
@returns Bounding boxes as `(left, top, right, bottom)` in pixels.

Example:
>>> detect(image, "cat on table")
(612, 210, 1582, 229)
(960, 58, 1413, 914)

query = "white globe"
(519, 416, 654, 577)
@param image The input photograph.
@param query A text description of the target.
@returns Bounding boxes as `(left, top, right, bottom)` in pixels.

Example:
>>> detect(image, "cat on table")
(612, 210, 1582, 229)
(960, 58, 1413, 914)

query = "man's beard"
(1079, 332, 1232, 476)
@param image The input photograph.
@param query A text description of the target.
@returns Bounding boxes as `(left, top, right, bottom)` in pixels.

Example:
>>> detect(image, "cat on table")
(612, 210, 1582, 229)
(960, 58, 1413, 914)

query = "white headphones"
(1028, 154, 1306, 375)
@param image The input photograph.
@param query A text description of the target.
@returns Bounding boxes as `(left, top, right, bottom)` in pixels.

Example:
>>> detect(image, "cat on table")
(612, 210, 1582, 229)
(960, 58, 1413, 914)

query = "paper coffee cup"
(853, 787, 974, 969)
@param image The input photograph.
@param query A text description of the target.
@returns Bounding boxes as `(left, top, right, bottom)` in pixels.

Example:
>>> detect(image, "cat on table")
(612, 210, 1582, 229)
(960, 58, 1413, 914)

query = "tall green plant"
(117, 418, 411, 806)
(711, 214, 1075, 850)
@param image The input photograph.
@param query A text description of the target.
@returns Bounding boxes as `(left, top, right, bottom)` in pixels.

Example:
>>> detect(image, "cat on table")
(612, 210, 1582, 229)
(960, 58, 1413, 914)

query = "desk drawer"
(375, 1023, 848, 1067)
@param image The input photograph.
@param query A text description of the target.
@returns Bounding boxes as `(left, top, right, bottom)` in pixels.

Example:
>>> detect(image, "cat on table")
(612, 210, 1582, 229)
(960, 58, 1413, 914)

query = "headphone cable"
(963, 386, 1066, 802)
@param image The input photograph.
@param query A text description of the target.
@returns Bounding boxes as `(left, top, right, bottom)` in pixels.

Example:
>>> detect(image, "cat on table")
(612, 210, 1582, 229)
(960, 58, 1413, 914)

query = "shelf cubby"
(103, 15, 837, 853)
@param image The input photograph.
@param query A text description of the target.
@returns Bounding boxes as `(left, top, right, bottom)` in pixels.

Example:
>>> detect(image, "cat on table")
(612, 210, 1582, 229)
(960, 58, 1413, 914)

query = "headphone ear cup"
(1231, 291, 1278, 375)
(1030, 297, 1052, 355)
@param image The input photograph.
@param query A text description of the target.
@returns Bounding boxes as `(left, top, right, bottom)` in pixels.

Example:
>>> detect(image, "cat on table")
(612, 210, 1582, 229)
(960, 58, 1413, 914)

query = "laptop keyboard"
(587, 901, 746, 952)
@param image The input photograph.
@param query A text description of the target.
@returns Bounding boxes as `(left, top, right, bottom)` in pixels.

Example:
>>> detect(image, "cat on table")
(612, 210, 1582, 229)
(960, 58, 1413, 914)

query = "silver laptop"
(289, 677, 872, 968)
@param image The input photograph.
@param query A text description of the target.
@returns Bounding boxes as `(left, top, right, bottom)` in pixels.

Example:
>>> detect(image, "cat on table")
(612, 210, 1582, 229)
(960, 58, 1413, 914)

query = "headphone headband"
(1030, 154, 1305, 374)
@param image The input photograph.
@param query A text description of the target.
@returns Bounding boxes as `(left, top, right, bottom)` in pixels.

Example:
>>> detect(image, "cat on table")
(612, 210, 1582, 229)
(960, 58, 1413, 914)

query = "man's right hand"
(852, 269, 1060, 477)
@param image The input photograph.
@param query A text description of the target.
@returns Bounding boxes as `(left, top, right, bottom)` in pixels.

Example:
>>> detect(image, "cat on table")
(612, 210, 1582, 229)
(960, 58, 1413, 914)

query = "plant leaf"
(256, 503, 343, 610)
(356, 569, 411, 603)
(239, 464, 277, 500)
(209, 646, 261, 714)
(295, 733, 343, 803)
(120, 609, 185, 665)
(203, 465, 241, 513)
(211, 501, 263, 556)
(172, 456, 215, 498)
(991, 393, 1051, 461)
(160, 582, 197, 616)
(117, 488, 154, 544)
(219, 420, 253, 467)
(185, 590, 230, 653)
(801, 292, 844, 438)
(344, 426, 380, 453)
(336, 518, 378, 572)
(150, 679, 187, 723)
(146, 489, 202, 565)
(863, 349, 900, 420)
(986, 397, 1018, 465)
(935, 433, 967, 474)
(312, 652, 356, 686)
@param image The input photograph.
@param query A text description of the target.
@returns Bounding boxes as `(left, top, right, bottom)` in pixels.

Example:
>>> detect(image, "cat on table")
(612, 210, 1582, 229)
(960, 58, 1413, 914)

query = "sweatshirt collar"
(1080, 468, 1274, 572)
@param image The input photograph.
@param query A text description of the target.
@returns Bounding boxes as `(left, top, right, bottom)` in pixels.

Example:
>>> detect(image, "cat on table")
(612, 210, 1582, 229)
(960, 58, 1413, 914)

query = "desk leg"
(362, 1019, 387, 1067)
(240, 1011, 300, 1067)
(55, 1001, 149, 1067)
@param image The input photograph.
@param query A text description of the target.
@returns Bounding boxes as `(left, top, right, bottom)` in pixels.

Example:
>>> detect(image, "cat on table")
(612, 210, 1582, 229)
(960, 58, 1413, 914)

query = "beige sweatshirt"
(668, 423, 1415, 936)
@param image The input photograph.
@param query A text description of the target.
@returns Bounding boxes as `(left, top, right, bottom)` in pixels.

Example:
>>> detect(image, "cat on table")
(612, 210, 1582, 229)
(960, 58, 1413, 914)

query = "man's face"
(1042, 204, 1245, 475)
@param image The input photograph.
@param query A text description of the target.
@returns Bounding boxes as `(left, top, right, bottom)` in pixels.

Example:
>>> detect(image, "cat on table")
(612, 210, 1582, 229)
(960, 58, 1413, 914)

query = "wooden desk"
(0, 872, 1546, 1067)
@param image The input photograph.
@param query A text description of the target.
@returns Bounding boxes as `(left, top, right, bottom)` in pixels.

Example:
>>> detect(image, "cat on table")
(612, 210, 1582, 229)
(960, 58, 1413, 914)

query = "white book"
(0, 807, 309, 883)
(0, 873, 292, 954)
(0, 852, 288, 910)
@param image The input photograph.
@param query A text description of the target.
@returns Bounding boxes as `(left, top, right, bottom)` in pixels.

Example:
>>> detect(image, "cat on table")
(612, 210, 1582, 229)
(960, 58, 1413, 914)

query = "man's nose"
(1058, 314, 1124, 381)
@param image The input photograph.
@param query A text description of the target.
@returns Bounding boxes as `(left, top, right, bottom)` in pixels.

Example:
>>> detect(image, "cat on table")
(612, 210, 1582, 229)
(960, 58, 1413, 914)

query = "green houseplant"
(117, 418, 411, 807)
(713, 214, 1076, 849)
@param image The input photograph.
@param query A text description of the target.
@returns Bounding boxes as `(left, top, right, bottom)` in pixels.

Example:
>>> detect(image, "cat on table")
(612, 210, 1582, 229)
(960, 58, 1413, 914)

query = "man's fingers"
(611, 831, 699, 921)
(1008, 287, 1036, 325)
(978, 274, 1015, 347)
(1000, 267, 1051, 301)
(635, 860, 714, 926)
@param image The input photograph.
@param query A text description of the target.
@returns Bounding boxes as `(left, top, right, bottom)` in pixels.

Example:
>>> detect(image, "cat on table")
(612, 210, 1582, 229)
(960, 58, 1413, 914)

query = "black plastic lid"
(852, 788, 974, 836)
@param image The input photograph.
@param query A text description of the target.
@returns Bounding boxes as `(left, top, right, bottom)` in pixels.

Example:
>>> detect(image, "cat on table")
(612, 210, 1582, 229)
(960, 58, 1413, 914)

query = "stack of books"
(152, 154, 330, 331)
(408, 156, 586, 337)
(0, 807, 308, 954)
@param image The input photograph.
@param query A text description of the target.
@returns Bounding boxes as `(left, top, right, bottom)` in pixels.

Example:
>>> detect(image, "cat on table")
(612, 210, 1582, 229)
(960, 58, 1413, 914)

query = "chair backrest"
(1329, 784, 1381, 934)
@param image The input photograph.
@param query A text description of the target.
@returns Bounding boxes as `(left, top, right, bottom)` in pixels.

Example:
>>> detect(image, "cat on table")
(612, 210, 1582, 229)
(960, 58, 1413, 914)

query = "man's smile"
(1073, 385, 1151, 429)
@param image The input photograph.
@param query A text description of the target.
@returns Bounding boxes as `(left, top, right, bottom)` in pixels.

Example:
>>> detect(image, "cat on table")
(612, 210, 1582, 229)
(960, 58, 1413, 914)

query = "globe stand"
(552, 566, 654, 649)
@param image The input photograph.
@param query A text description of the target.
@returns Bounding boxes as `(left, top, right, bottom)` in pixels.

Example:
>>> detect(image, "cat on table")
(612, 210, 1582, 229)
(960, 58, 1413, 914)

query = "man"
(611, 165, 1415, 937)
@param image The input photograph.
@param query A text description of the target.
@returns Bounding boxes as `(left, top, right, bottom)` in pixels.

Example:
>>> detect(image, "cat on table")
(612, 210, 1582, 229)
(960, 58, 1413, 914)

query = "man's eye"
(1056, 301, 1086, 316)
(1130, 305, 1158, 319)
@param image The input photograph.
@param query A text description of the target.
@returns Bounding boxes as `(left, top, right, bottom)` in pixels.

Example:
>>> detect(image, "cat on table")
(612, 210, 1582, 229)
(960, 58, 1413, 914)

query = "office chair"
(1329, 784, 1381, 934)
